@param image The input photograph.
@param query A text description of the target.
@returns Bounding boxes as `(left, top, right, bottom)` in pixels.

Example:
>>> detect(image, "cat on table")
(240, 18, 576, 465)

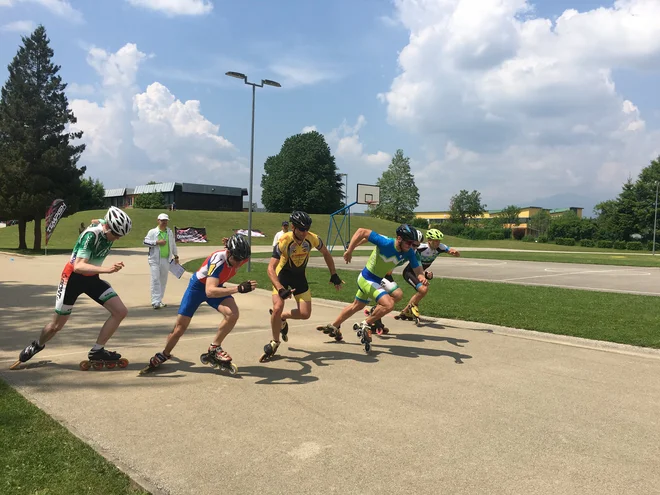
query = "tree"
(0, 26, 85, 250)
(495, 205, 521, 227)
(134, 181, 165, 209)
(528, 209, 551, 236)
(370, 149, 419, 223)
(79, 177, 105, 210)
(449, 190, 486, 226)
(261, 131, 343, 213)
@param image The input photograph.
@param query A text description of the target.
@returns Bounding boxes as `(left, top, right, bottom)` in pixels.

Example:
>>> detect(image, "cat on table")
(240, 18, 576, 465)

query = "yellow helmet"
(425, 228, 444, 240)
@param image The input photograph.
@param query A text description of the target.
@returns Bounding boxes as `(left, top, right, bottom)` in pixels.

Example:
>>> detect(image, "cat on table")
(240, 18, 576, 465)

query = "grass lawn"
(0, 379, 148, 495)
(182, 259, 660, 349)
(251, 249, 660, 268)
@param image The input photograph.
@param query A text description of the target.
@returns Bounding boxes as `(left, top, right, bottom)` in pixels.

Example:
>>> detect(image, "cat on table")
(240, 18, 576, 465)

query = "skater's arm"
(413, 265, 429, 286)
(205, 276, 239, 298)
(73, 257, 123, 275)
(267, 257, 283, 291)
(343, 228, 372, 263)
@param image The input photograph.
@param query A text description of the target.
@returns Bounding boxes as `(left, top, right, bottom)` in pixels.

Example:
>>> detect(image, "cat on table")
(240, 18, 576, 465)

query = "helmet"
(395, 224, 417, 242)
(426, 228, 444, 241)
(290, 211, 312, 230)
(104, 206, 132, 236)
(415, 229, 424, 243)
(226, 234, 251, 261)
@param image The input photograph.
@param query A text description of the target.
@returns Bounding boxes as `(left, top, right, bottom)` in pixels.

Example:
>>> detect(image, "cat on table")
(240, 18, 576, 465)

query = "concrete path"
(1, 251, 659, 495)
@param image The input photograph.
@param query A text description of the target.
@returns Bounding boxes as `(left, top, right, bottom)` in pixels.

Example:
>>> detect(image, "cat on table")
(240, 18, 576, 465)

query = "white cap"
(157, 213, 169, 221)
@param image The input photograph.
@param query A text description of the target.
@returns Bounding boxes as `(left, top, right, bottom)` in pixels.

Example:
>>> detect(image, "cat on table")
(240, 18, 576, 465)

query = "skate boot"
(9, 340, 45, 370)
(270, 309, 289, 342)
(395, 305, 415, 322)
(259, 340, 280, 363)
(139, 351, 171, 375)
(364, 306, 389, 335)
(201, 344, 237, 375)
(316, 324, 343, 342)
(351, 321, 373, 353)
(410, 304, 421, 325)
(80, 348, 128, 371)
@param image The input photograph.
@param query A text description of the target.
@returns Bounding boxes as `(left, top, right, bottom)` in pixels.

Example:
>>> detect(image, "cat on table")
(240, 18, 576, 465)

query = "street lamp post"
(225, 71, 281, 271)
(653, 181, 659, 256)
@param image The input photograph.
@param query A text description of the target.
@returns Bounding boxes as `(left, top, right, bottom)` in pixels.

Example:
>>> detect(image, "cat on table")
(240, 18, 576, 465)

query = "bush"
(579, 239, 595, 247)
(597, 240, 613, 249)
(411, 217, 429, 230)
(512, 227, 526, 240)
(555, 237, 575, 246)
(432, 222, 463, 236)
(613, 240, 626, 250)
(649, 242, 657, 252)
(626, 241, 643, 251)
(502, 228, 512, 239)
(521, 235, 535, 242)
(537, 235, 548, 243)
(488, 231, 505, 240)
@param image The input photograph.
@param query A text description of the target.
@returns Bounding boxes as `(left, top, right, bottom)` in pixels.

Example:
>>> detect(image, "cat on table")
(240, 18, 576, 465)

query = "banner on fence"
(45, 199, 67, 246)
(175, 226, 208, 243)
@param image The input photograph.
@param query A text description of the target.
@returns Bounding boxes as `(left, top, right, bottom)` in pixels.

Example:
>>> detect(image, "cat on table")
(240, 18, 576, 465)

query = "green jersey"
(63, 226, 114, 276)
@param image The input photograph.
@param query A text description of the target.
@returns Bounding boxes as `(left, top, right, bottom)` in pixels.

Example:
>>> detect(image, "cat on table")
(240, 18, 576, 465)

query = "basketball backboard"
(357, 183, 380, 205)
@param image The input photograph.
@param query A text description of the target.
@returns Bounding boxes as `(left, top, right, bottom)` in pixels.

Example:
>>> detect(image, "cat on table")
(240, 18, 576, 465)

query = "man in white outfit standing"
(272, 221, 289, 247)
(144, 213, 179, 309)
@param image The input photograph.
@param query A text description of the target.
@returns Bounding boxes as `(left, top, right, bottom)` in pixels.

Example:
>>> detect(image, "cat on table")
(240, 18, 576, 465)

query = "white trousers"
(150, 258, 169, 306)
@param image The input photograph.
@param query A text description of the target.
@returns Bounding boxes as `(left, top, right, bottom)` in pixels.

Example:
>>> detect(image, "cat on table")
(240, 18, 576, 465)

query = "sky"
(1, 0, 659, 215)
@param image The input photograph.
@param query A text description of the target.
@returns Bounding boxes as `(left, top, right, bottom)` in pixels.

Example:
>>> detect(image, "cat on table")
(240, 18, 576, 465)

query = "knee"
(300, 308, 312, 319)
(418, 285, 428, 296)
(380, 298, 395, 312)
(112, 304, 128, 320)
(226, 308, 239, 323)
(392, 290, 404, 302)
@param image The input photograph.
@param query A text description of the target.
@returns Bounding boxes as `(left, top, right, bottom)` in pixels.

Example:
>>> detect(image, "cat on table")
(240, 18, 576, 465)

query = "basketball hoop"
(365, 200, 378, 208)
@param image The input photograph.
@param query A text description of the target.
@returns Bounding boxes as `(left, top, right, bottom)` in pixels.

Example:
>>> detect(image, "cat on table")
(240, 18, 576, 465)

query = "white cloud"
(1, 20, 34, 32)
(126, 0, 213, 16)
(326, 116, 392, 168)
(66, 82, 95, 96)
(301, 125, 317, 134)
(381, 0, 660, 209)
(269, 60, 339, 88)
(0, 0, 84, 22)
(69, 43, 245, 187)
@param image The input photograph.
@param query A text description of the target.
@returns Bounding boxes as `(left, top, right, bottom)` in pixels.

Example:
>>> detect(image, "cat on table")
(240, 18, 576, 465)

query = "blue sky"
(1, 0, 659, 214)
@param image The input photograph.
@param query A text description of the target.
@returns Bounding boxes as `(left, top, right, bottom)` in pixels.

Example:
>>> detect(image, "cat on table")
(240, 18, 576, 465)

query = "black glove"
(237, 281, 254, 294)
(278, 287, 293, 300)
(330, 273, 343, 286)
(425, 271, 434, 280)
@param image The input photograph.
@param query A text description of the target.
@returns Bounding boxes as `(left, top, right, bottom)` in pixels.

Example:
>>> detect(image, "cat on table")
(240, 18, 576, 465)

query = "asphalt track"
(1, 249, 659, 495)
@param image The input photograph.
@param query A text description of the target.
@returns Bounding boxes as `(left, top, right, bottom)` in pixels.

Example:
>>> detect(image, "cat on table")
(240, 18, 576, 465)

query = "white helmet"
(105, 206, 132, 236)
(415, 229, 424, 243)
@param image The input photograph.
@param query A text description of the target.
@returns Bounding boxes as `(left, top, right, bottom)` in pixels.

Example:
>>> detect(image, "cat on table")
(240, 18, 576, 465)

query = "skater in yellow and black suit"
(260, 211, 344, 362)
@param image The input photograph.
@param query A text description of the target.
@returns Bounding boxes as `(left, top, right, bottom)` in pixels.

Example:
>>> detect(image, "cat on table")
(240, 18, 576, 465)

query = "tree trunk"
(33, 216, 42, 251)
(18, 218, 27, 250)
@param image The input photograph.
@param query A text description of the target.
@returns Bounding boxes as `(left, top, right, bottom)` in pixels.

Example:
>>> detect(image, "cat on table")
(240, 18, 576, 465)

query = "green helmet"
(426, 228, 444, 240)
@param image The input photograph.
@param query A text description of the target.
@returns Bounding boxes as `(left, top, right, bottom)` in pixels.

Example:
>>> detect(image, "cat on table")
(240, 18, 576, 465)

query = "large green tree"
(528, 209, 551, 236)
(370, 149, 419, 223)
(261, 131, 343, 213)
(134, 181, 165, 209)
(494, 205, 521, 226)
(78, 176, 105, 210)
(0, 26, 85, 250)
(449, 190, 486, 226)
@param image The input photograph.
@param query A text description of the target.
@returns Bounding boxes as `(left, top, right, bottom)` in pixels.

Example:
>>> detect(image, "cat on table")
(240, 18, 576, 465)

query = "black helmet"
(226, 234, 251, 261)
(396, 224, 417, 242)
(290, 211, 312, 230)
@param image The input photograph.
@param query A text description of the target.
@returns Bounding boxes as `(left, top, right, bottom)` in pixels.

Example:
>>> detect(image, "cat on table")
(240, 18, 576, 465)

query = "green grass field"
(182, 259, 660, 349)
(0, 379, 149, 495)
(251, 249, 660, 267)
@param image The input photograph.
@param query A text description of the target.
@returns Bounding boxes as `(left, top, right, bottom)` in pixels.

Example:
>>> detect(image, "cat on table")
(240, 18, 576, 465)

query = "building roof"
(105, 188, 126, 198)
(133, 182, 177, 194)
(181, 183, 244, 197)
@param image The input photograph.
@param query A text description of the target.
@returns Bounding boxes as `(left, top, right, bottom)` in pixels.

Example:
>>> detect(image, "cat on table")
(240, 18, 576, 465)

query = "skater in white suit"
(144, 213, 179, 309)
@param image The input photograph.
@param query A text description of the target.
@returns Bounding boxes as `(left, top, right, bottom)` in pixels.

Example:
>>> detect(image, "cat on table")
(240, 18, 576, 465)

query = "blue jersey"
(361, 231, 420, 283)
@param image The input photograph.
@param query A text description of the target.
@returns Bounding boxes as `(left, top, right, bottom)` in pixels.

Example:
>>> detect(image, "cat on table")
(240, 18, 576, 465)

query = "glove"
(278, 287, 293, 300)
(237, 280, 254, 294)
(425, 271, 434, 280)
(329, 273, 343, 286)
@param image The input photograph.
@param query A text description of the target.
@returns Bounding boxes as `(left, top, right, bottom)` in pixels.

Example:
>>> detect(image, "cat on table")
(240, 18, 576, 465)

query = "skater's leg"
(270, 293, 285, 341)
(163, 314, 193, 356)
(284, 298, 311, 320)
(331, 299, 366, 328)
(38, 313, 70, 345)
(210, 297, 239, 346)
(409, 283, 428, 307)
(366, 293, 395, 325)
(391, 288, 404, 304)
(96, 296, 128, 346)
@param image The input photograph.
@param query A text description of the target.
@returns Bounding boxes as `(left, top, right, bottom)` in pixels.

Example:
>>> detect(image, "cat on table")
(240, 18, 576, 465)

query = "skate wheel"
(92, 361, 104, 371)
(383, 328, 389, 334)
(353, 323, 359, 330)
(118, 358, 129, 368)
(356, 330, 362, 338)
(228, 363, 238, 375)
(200, 353, 209, 365)
(365, 343, 371, 353)
(316, 325, 325, 332)
(334, 334, 343, 342)
(376, 327, 384, 336)
(394, 315, 401, 320)
(105, 361, 117, 369)
(79, 360, 90, 371)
